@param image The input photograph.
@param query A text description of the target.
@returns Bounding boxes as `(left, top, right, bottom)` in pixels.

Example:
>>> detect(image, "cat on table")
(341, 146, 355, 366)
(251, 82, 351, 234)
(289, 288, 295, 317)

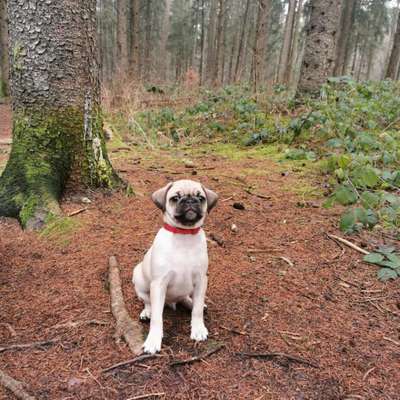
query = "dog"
(132, 179, 218, 354)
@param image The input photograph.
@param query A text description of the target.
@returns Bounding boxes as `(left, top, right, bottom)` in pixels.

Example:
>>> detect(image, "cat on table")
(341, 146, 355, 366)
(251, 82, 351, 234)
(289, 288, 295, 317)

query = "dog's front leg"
(191, 274, 208, 341)
(143, 273, 172, 354)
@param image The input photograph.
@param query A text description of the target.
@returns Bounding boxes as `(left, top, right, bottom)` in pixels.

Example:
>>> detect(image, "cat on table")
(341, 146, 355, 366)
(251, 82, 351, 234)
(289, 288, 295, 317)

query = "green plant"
(363, 246, 400, 281)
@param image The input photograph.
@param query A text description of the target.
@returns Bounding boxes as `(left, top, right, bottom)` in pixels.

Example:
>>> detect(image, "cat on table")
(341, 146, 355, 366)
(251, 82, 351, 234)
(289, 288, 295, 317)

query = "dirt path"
(0, 145, 399, 400)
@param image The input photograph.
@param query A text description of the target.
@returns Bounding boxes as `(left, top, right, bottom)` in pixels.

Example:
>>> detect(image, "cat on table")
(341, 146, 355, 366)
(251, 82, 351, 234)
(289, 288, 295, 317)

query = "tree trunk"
(334, 0, 356, 76)
(0, 0, 120, 229)
(386, 8, 400, 79)
(0, 0, 9, 96)
(278, 0, 296, 84)
(117, 0, 129, 75)
(288, 0, 304, 85)
(130, 0, 141, 78)
(234, 0, 250, 82)
(144, 0, 152, 81)
(214, 0, 225, 84)
(159, 0, 172, 81)
(297, 0, 343, 96)
(206, 0, 218, 84)
(199, 0, 205, 85)
(253, 0, 270, 91)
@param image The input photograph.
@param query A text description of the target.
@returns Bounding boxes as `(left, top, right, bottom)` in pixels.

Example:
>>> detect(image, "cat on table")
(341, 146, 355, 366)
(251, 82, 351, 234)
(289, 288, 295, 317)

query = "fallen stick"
(67, 208, 87, 217)
(220, 325, 247, 336)
(126, 393, 165, 400)
(109, 256, 143, 355)
(236, 352, 318, 368)
(0, 369, 36, 400)
(362, 366, 376, 381)
(326, 234, 369, 255)
(0, 338, 59, 353)
(170, 344, 225, 367)
(383, 336, 400, 346)
(102, 354, 162, 373)
(279, 256, 294, 267)
(244, 189, 271, 200)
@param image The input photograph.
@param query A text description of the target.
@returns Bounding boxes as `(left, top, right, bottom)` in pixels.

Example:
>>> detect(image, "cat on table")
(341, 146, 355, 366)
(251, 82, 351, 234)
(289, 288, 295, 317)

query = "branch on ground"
(0, 369, 36, 400)
(109, 256, 143, 355)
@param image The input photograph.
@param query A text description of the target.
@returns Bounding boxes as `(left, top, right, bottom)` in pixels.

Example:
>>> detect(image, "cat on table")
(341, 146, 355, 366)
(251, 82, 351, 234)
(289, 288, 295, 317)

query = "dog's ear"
(202, 185, 218, 213)
(152, 182, 173, 211)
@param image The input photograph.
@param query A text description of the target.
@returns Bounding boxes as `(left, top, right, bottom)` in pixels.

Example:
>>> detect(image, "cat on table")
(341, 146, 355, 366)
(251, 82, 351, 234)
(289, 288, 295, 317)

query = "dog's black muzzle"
(174, 196, 203, 226)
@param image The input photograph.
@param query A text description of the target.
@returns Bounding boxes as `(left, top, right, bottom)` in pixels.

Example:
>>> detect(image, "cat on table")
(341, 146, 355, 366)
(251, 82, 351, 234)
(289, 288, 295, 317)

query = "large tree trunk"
(206, 0, 218, 85)
(117, 0, 129, 75)
(0, 0, 9, 96)
(253, 0, 270, 91)
(288, 0, 304, 85)
(199, 0, 206, 85)
(278, 0, 296, 84)
(297, 0, 342, 96)
(0, 0, 120, 230)
(159, 0, 172, 81)
(214, 0, 225, 84)
(334, 0, 356, 76)
(386, 8, 400, 80)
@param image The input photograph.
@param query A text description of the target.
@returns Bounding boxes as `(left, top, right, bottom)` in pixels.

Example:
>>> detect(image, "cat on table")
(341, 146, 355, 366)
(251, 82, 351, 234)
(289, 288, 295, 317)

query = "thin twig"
(51, 319, 108, 330)
(236, 352, 319, 368)
(0, 369, 36, 400)
(244, 188, 271, 200)
(363, 366, 376, 381)
(326, 234, 370, 255)
(279, 256, 294, 267)
(221, 196, 234, 202)
(170, 344, 225, 367)
(383, 336, 400, 346)
(102, 354, 162, 373)
(68, 208, 87, 217)
(126, 393, 165, 400)
(0, 323, 17, 337)
(0, 338, 59, 353)
(219, 325, 247, 336)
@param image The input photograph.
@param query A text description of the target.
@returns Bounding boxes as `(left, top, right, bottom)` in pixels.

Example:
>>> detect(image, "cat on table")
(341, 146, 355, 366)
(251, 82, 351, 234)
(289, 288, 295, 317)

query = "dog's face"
(152, 180, 218, 228)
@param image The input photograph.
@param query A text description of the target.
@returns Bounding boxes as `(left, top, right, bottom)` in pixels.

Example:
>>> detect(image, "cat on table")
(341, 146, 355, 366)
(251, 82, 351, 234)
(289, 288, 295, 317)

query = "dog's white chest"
(151, 229, 208, 300)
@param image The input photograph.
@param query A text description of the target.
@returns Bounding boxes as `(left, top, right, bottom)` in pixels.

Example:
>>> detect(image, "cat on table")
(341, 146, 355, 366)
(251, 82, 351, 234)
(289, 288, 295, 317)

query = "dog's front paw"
(191, 322, 208, 342)
(143, 333, 162, 354)
(139, 308, 151, 321)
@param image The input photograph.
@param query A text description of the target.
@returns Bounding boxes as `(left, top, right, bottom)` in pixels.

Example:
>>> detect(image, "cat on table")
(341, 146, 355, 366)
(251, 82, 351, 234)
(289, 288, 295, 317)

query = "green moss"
(40, 216, 81, 245)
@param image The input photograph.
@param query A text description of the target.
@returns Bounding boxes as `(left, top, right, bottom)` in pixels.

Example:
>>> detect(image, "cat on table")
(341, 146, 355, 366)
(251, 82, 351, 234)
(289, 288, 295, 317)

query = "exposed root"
(0, 338, 59, 353)
(170, 344, 225, 367)
(108, 256, 143, 354)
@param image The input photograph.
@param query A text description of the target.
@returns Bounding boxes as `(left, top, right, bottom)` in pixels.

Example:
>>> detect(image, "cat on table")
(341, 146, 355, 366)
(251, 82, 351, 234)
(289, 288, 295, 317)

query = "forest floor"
(1, 103, 400, 400)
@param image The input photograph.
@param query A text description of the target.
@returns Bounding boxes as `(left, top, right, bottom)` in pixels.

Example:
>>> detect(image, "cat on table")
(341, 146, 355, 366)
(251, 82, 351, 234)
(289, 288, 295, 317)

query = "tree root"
(0, 369, 36, 400)
(108, 256, 143, 355)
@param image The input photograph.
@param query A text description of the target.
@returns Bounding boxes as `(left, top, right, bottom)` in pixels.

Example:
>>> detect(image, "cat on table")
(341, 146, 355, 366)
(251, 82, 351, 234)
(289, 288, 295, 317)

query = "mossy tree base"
(0, 108, 122, 230)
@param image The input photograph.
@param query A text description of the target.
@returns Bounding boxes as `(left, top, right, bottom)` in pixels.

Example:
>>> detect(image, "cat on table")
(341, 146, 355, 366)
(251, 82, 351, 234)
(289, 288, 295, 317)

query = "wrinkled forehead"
(169, 180, 204, 197)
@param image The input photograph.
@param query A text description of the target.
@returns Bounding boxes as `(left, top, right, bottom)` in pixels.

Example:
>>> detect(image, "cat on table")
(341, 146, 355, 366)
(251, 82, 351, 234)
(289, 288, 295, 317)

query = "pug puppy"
(132, 180, 218, 354)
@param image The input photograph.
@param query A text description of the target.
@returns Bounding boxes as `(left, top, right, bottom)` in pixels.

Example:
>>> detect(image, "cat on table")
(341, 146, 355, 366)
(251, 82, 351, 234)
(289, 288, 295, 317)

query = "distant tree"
(278, 0, 296, 84)
(0, 0, 9, 96)
(253, 0, 271, 90)
(117, 0, 129, 75)
(234, 0, 250, 82)
(297, 0, 343, 96)
(0, 0, 120, 229)
(334, 0, 357, 76)
(386, 5, 400, 79)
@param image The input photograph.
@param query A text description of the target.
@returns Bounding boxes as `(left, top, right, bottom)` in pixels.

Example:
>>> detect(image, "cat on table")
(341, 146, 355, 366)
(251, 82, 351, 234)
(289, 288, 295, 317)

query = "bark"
(334, 0, 356, 76)
(0, 0, 9, 96)
(234, 0, 250, 82)
(253, 0, 271, 90)
(0, 369, 36, 400)
(297, 0, 343, 96)
(278, 0, 296, 84)
(144, 0, 152, 81)
(117, 0, 129, 75)
(0, 0, 121, 229)
(386, 8, 400, 80)
(214, 0, 225, 84)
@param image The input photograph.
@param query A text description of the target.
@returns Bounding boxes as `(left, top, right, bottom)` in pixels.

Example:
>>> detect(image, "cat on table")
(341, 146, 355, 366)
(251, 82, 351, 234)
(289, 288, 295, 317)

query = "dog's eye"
(198, 195, 206, 202)
(170, 196, 179, 202)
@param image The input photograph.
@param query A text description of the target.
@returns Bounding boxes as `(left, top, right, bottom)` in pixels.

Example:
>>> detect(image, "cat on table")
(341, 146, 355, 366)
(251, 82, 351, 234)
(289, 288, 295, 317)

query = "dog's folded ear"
(152, 182, 173, 211)
(202, 185, 218, 213)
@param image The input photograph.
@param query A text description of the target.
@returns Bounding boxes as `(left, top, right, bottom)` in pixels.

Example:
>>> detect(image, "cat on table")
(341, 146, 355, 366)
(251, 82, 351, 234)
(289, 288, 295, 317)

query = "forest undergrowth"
(107, 79, 400, 280)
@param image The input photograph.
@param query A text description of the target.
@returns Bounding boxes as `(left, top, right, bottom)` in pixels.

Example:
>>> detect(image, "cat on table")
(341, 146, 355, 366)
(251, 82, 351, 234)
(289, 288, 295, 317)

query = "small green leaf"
(334, 185, 358, 205)
(364, 253, 385, 264)
(340, 210, 357, 233)
(377, 268, 398, 281)
(360, 192, 380, 209)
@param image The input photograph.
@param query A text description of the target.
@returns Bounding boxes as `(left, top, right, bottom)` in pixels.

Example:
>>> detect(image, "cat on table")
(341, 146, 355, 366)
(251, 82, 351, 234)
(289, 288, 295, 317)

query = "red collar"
(163, 223, 201, 235)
